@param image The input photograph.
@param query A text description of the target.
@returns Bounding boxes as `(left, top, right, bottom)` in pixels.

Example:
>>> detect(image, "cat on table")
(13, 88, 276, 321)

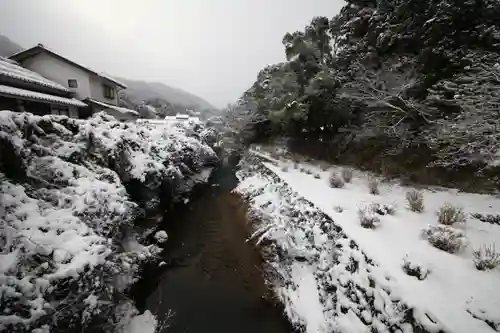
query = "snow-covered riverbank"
(236, 150, 500, 333)
(0, 111, 218, 333)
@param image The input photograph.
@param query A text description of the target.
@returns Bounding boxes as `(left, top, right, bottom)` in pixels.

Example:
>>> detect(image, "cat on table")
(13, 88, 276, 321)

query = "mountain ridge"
(117, 77, 217, 111)
(0, 34, 23, 57)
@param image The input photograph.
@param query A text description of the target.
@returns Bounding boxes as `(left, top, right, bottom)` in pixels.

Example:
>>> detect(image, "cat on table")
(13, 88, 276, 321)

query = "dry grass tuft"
(358, 206, 380, 229)
(437, 202, 466, 225)
(329, 172, 345, 188)
(341, 168, 353, 183)
(367, 176, 380, 195)
(406, 190, 424, 213)
(473, 244, 500, 271)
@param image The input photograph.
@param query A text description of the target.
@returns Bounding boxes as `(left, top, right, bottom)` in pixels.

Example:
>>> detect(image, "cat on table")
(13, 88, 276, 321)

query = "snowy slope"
(237, 150, 500, 333)
(237, 155, 422, 333)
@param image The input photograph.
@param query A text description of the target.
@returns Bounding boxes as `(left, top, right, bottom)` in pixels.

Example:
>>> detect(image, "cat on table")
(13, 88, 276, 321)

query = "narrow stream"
(132, 156, 293, 333)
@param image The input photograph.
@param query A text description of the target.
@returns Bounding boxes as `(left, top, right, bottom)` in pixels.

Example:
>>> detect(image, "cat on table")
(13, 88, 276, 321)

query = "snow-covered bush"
(472, 244, 500, 271)
(314, 173, 321, 179)
(421, 225, 466, 253)
(358, 206, 381, 229)
(370, 202, 396, 215)
(471, 213, 500, 226)
(154, 230, 168, 244)
(341, 168, 353, 183)
(0, 111, 217, 332)
(406, 190, 424, 213)
(437, 202, 466, 225)
(281, 165, 289, 172)
(329, 171, 345, 188)
(199, 127, 218, 147)
(402, 257, 430, 280)
(367, 176, 380, 195)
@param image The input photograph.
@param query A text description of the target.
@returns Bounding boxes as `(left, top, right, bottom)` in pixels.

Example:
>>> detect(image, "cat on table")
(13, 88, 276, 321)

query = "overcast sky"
(0, 0, 344, 108)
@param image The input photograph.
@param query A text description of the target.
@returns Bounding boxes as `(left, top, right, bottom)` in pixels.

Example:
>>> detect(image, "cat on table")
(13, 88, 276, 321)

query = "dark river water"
(132, 158, 294, 333)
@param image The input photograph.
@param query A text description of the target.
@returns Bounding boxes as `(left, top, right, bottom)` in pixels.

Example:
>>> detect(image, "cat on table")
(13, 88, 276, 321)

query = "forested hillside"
(118, 78, 218, 118)
(234, 0, 500, 190)
(0, 34, 22, 57)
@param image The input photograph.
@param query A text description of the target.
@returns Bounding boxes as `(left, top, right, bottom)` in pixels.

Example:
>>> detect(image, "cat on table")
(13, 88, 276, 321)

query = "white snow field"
(236, 150, 500, 333)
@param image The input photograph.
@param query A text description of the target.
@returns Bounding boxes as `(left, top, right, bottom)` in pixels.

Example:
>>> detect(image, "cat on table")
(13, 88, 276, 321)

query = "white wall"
(89, 74, 118, 105)
(22, 53, 92, 99)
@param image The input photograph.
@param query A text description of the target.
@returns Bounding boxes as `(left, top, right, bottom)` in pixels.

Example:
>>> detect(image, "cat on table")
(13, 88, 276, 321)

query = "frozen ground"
(236, 150, 500, 333)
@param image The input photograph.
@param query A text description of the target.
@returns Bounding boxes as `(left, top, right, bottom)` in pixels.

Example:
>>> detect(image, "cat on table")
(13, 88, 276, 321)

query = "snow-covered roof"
(0, 57, 69, 92)
(175, 113, 190, 119)
(0, 84, 87, 107)
(10, 45, 127, 89)
(86, 98, 139, 116)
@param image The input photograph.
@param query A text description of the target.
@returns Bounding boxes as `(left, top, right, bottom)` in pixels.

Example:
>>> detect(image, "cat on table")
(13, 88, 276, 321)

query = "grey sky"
(0, 0, 344, 108)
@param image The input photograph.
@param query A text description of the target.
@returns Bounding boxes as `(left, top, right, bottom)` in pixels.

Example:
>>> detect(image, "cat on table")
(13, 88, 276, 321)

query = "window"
(68, 79, 78, 88)
(103, 85, 115, 99)
(51, 106, 70, 117)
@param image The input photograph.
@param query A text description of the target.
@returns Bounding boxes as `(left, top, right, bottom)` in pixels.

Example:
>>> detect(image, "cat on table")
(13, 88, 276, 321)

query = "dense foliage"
(0, 112, 218, 332)
(235, 0, 500, 171)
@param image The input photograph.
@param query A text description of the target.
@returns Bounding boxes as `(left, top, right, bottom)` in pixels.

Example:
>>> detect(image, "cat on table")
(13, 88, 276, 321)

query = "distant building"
(0, 57, 86, 117)
(10, 44, 138, 121)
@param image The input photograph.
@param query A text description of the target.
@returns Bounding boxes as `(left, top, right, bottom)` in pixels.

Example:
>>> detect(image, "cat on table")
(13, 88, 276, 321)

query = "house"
(10, 44, 138, 121)
(0, 56, 87, 117)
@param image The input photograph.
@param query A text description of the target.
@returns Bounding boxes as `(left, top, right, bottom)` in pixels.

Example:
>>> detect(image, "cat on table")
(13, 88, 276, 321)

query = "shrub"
(367, 176, 380, 195)
(314, 173, 321, 179)
(437, 202, 466, 225)
(406, 190, 424, 213)
(304, 169, 313, 175)
(281, 165, 289, 172)
(329, 172, 345, 188)
(370, 202, 396, 215)
(471, 213, 500, 226)
(472, 244, 500, 271)
(341, 168, 353, 183)
(421, 225, 466, 253)
(402, 257, 430, 280)
(358, 206, 380, 229)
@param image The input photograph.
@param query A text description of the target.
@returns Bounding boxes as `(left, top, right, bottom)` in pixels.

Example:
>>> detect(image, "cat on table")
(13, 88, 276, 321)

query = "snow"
(0, 57, 68, 92)
(0, 84, 87, 107)
(241, 149, 500, 333)
(122, 311, 158, 333)
(288, 263, 327, 333)
(154, 230, 168, 243)
(87, 98, 138, 115)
